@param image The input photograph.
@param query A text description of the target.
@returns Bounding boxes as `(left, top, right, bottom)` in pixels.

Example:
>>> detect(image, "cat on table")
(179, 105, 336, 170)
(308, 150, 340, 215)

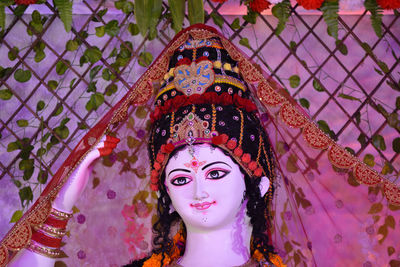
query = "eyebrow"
(201, 161, 231, 170)
(168, 168, 191, 177)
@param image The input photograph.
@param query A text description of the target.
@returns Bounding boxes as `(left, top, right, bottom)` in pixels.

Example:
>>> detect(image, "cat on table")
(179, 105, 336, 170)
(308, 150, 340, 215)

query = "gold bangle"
(50, 208, 72, 220)
(34, 225, 66, 238)
(27, 241, 63, 259)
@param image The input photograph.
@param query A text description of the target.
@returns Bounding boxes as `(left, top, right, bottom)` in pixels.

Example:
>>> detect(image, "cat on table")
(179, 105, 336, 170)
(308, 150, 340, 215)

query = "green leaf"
(386, 80, 400, 92)
(354, 111, 361, 125)
(357, 133, 367, 147)
(17, 119, 29, 127)
(393, 137, 400, 153)
(313, 79, 324, 92)
(84, 46, 102, 64)
(372, 134, 386, 151)
(10, 210, 23, 223)
(134, 0, 149, 37)
(169, 0, 185, 33)
(299, 98, 310, 109)
(239, 37, 251, 49)
(32, 10, 41, 23)
(368, 202, 383, 214)
(364, 0, 383, 38)
(135, 106, 148, 119)
(321, 1, 339, 40)
(377, 60, 389, 74)
(0, 89, 13, 100)
(19, 159, 34, 171)
(289, 75, 300, 88)
(14, 69, 32, 83)
(0, 6, 5, 31)
(338, 93, 361, 102)
(53, 0, 72, 32)
(87, 81, 97, 92)
(211, 12, 224, 29)
(317, 120, 335, 139)
(48, 80, 58, 90)
(243, 10, 258, 24)
(37, 169, 48, 184)
(128, 23, 139, 36)
(188, 0, 204, 25)
(60, 118, 70, 126)
(8, 46, 19, 61)
(66, 39, 78, 51)
(56, 60, 70, 75)
(86, 93, 104, 111)
(289, 41, 296, 51)
(90, 65, 102, 80)
(54, 125, 69, 139)
(105, 20, 120, 36)
(53, 103, 63, 116)
(138, 51, 153, 67)
(271, 0, 290, 35)
(34, 50, 45, 63)
(149, 0, 162, 40)
(105, 83, 117, 96)
(363, 153, 375, 167)
(19, 186, 33, 206)
(102, 68, 111, 81)
(335, 40, 348, 55)
(23, 168, 34, 181)
(231, 18, 240, 30)
(13, 5, 28, 17)
(7, 141, 20, 152)
(122, 1, 134, 14)
(37, 147, 46, 157)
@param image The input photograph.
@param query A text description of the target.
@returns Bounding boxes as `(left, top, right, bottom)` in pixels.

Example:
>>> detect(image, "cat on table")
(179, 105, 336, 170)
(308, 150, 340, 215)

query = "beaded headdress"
(148, 35, 275, 191)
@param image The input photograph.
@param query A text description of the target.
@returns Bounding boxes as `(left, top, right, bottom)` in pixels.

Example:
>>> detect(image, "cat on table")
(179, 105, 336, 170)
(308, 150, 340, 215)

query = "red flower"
(248, 161, 258, 171)
(249, 0, 270, 13)
(227, 139, 237, 150)
(377, 0, 400, 9)
(234, 147, 243, 157)
(162, 100, 172, 114)
(296, 0, 324, 10)
(254, 167, 263, 177)
(220, 134, 229, 144)
(150, 183, 159, 191)
(242, 153, 251, 164)
(172, 95, 188, 111)
(212, 135, 224, 145)
(15, 0, 37, 4)
(203, 92, 219, 103)
(189, 94, 205, 105)
(164, 143, 175, 153)
(156, 153, 165, 163)
(220, 92, 233, 106)
(153, 162, 161, 171)
(150, 107, 161, 122)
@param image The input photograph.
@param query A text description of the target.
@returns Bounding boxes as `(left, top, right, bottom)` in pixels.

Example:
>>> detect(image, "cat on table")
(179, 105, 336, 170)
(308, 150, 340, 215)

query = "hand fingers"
(105, 136, 120, 144)
(98, 147, 113, 156)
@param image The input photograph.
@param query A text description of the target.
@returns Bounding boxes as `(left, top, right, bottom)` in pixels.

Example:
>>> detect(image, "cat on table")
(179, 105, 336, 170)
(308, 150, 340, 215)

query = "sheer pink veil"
(1, 24, 399, 267)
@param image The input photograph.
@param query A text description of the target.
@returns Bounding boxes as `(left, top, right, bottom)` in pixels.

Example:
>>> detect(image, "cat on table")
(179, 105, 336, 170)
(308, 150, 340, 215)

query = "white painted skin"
(165, 144, 270, 267)
(9, 136, 114, 267)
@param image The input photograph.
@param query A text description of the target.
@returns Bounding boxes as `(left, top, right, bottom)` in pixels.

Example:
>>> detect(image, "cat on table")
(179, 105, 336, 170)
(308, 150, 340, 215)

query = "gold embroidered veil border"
(0, 24, 399, 267)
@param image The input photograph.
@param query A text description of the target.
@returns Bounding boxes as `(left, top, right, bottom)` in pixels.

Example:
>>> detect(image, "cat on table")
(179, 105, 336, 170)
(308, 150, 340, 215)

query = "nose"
(194, 177, 209, 200)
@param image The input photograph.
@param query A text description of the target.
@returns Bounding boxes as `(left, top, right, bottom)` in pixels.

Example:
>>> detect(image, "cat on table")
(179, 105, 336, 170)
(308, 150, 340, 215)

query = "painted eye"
(206, 169, 230, 180)
(171, 176, 191, 186)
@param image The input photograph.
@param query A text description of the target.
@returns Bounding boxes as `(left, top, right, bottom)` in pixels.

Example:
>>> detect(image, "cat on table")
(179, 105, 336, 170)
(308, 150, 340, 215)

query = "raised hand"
(52, 135, 120, 213)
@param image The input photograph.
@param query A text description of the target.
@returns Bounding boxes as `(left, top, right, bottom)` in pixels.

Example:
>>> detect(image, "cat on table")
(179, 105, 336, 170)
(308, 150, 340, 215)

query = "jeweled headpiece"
(148, 32, 275, 191)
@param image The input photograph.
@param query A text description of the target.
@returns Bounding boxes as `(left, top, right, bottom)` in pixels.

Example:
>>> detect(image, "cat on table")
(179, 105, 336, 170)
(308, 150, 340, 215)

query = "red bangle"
(45, 215, 68, 229)
(32, 230, 62, 248)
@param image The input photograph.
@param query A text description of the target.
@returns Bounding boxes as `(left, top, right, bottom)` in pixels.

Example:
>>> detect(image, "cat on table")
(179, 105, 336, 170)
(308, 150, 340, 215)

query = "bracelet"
(27, 241, 63, 259)
(49, 208, 73, 220)
(27, 207, 72, 259)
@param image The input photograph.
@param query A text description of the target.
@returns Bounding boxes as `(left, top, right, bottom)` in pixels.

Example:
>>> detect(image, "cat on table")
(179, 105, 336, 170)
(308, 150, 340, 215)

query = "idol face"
(165, 144, 246, 230)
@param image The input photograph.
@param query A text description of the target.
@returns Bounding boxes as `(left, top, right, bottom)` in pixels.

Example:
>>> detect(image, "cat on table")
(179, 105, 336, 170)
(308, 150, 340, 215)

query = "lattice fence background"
(0, 0, 399, 250)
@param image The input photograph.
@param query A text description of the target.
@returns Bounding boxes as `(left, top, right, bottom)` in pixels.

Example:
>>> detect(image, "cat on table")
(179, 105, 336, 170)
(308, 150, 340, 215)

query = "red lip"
(190, 201, 216, 210)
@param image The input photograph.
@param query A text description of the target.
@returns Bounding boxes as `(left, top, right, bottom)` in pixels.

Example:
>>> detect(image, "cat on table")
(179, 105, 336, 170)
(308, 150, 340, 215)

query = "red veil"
(1, 24, 399, 267)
